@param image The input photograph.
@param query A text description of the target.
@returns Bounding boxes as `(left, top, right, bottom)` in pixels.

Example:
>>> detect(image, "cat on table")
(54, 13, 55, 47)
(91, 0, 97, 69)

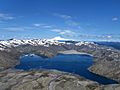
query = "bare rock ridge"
(0, 69, 101, 90)
(0, 39, 120, 90)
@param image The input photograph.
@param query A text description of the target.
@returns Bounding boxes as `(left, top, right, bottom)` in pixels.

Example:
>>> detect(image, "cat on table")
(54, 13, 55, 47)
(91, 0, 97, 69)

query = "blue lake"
(15, 54, 118, 85)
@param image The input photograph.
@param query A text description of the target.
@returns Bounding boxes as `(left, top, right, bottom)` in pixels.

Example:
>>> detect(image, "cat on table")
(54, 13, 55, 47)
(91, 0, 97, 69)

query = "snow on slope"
(0, 38, 96, 51)
(48, 36, 70, 41)
(0, 39, 62, 50)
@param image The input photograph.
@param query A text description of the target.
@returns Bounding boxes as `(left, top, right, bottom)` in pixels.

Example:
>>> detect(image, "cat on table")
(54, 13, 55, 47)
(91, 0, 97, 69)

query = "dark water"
(15, 54, 118, 85)
(96, 42, 120, 50)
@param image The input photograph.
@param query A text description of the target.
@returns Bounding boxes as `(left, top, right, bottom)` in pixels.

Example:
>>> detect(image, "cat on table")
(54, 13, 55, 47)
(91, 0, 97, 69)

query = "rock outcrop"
(0, 69, 100, 90)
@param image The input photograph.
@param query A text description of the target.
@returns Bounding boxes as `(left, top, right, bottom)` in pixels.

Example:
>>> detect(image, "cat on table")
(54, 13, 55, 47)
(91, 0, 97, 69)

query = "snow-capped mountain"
(48, 36, 70, 41)
(0, 38, 96, 51)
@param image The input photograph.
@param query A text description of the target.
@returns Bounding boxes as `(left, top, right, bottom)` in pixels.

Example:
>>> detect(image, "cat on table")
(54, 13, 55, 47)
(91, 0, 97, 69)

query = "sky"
(0, 0, 120, 41)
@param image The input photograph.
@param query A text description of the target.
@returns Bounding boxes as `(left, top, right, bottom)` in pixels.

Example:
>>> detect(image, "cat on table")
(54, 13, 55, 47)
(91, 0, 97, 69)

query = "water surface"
(15, 54, 118, 85)
(96, 42, 120, 50)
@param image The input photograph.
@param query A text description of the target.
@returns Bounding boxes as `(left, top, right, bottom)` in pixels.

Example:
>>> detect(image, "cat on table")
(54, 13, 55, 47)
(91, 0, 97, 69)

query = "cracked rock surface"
(0, 69, 101, 90)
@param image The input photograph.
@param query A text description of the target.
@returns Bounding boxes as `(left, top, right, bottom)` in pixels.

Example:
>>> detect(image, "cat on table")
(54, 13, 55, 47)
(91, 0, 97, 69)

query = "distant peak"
(49, 36, 70, 41)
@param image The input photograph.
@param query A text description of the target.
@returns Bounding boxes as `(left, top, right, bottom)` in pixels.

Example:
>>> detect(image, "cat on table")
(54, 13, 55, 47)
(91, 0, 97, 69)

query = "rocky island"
(0, 39, 120, 90)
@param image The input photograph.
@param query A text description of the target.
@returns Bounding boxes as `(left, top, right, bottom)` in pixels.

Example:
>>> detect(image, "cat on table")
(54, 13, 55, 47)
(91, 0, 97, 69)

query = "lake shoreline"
(58, 50, 93, 56)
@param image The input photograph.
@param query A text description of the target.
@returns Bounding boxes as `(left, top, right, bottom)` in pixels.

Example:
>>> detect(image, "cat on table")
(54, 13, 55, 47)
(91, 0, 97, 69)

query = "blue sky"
(0, 0, 120, 41)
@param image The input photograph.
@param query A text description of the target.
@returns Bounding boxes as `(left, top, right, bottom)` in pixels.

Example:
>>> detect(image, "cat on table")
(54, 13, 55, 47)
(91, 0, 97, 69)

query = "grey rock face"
(0, 69, 100, 90)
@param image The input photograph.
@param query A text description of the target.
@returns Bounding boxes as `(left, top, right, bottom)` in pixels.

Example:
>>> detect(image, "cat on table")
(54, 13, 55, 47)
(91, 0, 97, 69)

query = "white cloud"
(49, 36, 70, 41)
(107, 35, 112, 38)
(33, 23, 43, 27)
(33, 23, 53, 29)
(112, 17, 119, 21)
(75, 34, 120, 41)
(2, 27, 26, 32)
(53, 13, 72, 19)
(42, 25, 53, 28)
(65, 20, 79, 26)
(51, 29, 61, 32)
(65, 20, 82, 30)
(0, 13, 14, 21)
(51, 29, 76, 37)
(53, 13, 81, 29)
(1, 26, 36, 32)
(59, 30, 76, 35)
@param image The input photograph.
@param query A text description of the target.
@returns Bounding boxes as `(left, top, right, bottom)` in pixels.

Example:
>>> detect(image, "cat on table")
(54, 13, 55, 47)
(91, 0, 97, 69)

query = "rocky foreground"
(0, 39, 120, 90)
(1, 69, 120, 90)
(0, 69, 100, 90)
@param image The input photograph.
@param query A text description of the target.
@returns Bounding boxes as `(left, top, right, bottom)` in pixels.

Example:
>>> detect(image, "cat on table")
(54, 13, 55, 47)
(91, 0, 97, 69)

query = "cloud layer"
(112, 17, 119, 21)
(0, 13, 14, 21)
